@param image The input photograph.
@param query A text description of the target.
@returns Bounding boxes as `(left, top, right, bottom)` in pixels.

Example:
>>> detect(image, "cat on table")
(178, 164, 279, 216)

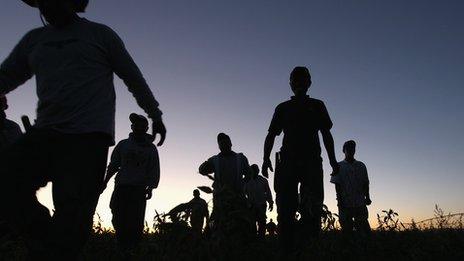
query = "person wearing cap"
(0, 95, 22, 150)
(198, 133, 251, 224)
(0, 0, 166, 259)
(262, 66, 339, 253)
(101, 113, 160, 254)
(244, 164, 274, 239)
(330, 140, 371, 235)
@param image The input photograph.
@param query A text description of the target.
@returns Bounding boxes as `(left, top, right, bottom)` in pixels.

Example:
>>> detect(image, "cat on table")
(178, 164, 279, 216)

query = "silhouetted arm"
(335, 184, 342, 203)
(0, 32, 34, 95)
(241, 155, 252, 182)
(262, 132, 277, 177)
(104, 143, 122, 185)
(199, 160, 214, 175)
(321, 129, 339, 174)
(105, 28, 166, 145)
(147, 147, 160, 190)
(263, 105, 283, 177)
(264, 132, 276, 161)
(362, 163, 371, 205)
(263, 178, 274, 211)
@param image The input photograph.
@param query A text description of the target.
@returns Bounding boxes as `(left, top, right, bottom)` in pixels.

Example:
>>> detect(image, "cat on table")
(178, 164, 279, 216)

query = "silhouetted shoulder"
(307, 97, 329, 109)
(79, 18, 123, 42)
(15, 27, 47, 48)
(24, 27, 47, 38)
(5, 119, 21, 131)
(274, 100, 292, 111)
(115, 138, 130, 147)
(356, 161, 367, 170)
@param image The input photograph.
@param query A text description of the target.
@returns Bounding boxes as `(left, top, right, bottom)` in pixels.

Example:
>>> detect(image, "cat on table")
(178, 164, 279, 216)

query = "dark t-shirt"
(268, 96, 332, 160)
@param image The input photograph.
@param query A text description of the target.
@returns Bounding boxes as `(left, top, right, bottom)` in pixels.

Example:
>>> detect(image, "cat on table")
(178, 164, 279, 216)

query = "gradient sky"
(1, 0, 463, 227)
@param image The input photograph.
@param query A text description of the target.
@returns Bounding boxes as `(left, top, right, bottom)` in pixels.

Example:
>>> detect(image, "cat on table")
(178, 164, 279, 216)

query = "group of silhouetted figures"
(0, 0, 372, 260)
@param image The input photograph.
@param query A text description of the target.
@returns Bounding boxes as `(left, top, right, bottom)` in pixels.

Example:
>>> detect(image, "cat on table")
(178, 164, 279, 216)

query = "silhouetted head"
(22, 0, 87, 27)
(290, 67, 312, 96)
(130, 113, 149, 136)
(193, 189, 200, 198)
(343, 140, 356, 160)
(0, 95, 8, 111)
(217, 133, 232, 153)
(250, 164, 259, 178)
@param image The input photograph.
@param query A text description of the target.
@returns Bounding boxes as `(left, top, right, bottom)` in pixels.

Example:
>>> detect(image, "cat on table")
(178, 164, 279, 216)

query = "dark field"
(2, 211, 464, 261)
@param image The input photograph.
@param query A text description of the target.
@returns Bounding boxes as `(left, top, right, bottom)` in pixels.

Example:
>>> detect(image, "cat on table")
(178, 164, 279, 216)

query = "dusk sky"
(1, 0, 463, 227)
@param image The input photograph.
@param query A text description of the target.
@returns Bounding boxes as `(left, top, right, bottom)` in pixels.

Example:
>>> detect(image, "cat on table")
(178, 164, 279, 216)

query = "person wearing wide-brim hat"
(0, 0, 166, 259)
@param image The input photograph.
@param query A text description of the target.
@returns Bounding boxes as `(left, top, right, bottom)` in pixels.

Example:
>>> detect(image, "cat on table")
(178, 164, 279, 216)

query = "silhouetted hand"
(146, 189, 153, 200)
(99, 182, 107, 195)
(262, 158, 273, 178)
(365, 197, 372, 206)
(152, 118, 166, 146)
(269, 202, 274, 212)
(330, 161, 339, 176)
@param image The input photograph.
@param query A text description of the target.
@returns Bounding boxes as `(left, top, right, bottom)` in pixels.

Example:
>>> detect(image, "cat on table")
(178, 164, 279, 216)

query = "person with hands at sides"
(262, 66, 339, 254)
(101, 113, 160, 255)
(244, 164, 274, 239)
(331, 140, 371, 235)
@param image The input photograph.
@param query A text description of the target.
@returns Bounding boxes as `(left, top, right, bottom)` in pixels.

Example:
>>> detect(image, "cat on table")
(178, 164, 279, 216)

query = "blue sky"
(1, 0, 463, 226)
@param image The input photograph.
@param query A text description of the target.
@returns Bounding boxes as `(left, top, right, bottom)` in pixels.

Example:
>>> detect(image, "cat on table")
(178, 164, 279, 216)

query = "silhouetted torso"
(207, 151, 248, 193)
(109, 133, 160, 188)
(0, 119, 22, 149)
(189, 197, 208, 221)
(0, 17, 160, 143)
(244, 176, 272, 206)
(269, 96, 332, 160)
(331, 160, 369, 208)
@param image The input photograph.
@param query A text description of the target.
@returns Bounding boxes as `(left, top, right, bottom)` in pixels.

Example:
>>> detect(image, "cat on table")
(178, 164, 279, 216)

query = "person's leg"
(190, 217, 203, 235)
(354, 206, 371, 235)
(49, 133, 108, 259)
(299, 160, 324, 238)
(275, 159, 298, 253)
(127, 186, 147, 250)
(257, 203, 267, 239)
(0, 130, 54, 257)
(110, 186, 127, 250)
(338, 206, 354, 233)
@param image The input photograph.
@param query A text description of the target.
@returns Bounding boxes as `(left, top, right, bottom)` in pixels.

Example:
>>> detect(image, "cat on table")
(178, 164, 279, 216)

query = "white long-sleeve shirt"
(0, 17, 162, 143)
(244, 176, 273, 206)
(108, 133, 160, 188)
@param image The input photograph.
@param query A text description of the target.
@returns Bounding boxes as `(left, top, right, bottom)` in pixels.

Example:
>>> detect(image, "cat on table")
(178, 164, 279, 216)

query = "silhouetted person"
(266, 219, 277, 237)
(186, 189, 209, 235)
(330, 140, 371, 234)
(0, 95, 22, 238)
(199, 133, 251, 222)
(244, 164, 274, 238)
(101, 114, 160, 253)
(0, 95, 22, 150)
(0, 0, 165, 259)
(262, 67, 338, 253)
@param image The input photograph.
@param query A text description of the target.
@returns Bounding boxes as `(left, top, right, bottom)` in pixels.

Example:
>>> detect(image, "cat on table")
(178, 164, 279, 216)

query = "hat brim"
(21, 0, 38, 7)
(20, 0, 88, 13)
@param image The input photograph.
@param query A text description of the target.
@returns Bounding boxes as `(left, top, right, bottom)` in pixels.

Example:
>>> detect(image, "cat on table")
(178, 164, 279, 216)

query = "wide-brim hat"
(21, 0, 89, 13)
